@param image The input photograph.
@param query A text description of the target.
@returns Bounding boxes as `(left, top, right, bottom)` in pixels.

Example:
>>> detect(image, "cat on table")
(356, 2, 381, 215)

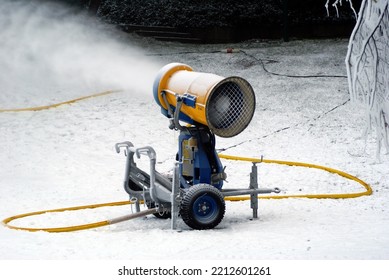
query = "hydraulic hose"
(2, 201, 131, 233)
(219, 154, 372, 200)
(2, 155, 371, 233)
(0, 90, 120, 113)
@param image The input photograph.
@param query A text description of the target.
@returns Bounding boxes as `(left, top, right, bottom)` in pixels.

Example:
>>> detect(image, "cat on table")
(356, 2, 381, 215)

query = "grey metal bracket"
(171, 162, 181, 231)
(250, 162, 259, 219)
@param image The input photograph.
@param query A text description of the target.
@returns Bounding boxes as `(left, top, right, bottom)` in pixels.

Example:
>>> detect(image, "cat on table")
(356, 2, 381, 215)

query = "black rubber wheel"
(180, 184, 225, 230)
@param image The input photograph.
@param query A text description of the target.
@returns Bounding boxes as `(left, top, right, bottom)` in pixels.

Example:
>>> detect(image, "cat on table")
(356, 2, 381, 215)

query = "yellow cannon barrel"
(153, 63, 256, 137)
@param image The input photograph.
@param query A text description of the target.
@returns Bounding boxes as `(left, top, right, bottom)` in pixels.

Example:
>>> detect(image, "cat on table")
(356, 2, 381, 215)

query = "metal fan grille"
(206, 77, 255, 137)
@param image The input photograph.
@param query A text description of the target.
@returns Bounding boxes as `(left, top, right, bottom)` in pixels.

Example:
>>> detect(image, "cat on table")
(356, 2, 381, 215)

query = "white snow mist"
(0, 0, 161, 107)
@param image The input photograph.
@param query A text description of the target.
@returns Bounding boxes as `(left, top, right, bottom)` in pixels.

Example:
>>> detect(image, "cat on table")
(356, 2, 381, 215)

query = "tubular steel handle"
(135, 146, 156, 160)
(115, 142, 156, 160)
(115, 141, 134, 154)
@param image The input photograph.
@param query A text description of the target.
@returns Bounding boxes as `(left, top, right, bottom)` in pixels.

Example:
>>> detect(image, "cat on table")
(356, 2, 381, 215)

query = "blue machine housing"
(178, 126, 224, 190)
(153, 63, 226, 190)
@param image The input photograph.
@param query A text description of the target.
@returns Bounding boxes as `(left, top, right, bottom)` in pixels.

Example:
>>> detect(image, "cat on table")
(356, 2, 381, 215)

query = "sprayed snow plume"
(0, 0, 160, 108)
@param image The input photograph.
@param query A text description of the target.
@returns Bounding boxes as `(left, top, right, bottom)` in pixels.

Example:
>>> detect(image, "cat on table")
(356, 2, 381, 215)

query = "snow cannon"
(153, 63, 256, 191)
(116, 63, 279, 231)
(153, 63, 256, 138)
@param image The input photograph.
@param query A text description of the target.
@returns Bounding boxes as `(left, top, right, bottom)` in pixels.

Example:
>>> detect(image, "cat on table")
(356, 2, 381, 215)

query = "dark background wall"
(57, 0, 362, 42)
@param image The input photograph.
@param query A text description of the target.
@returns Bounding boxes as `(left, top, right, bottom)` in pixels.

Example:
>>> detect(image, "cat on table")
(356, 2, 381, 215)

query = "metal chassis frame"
(116, 141, 280, 230)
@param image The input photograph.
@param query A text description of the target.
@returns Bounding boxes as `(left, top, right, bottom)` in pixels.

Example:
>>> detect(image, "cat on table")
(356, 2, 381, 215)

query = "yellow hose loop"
(0, 90, 120, 113)
(2, 201, 130, 233)
(2, 155, 372, 233)
(219, 154, 372, 200)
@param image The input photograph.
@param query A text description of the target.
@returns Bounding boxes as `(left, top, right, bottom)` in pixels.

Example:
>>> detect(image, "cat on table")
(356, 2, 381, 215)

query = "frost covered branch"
(325, 0, 357, 18)
(345, 0, 389, 160)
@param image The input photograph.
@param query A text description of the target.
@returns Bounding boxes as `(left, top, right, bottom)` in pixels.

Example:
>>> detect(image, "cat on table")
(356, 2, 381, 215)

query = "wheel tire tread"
(180, 184, 225, 230)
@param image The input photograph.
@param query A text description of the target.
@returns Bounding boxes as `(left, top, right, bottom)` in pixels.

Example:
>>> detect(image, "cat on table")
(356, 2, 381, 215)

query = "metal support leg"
(171, 163, 181, 230)
(250, 162, 259, 219)
(129, 196, 141, 213)
(135, 200, 141, 213)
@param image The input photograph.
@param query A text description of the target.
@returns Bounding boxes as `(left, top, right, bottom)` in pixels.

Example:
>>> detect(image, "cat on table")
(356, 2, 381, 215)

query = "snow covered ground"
(0, 1, 388, 261)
